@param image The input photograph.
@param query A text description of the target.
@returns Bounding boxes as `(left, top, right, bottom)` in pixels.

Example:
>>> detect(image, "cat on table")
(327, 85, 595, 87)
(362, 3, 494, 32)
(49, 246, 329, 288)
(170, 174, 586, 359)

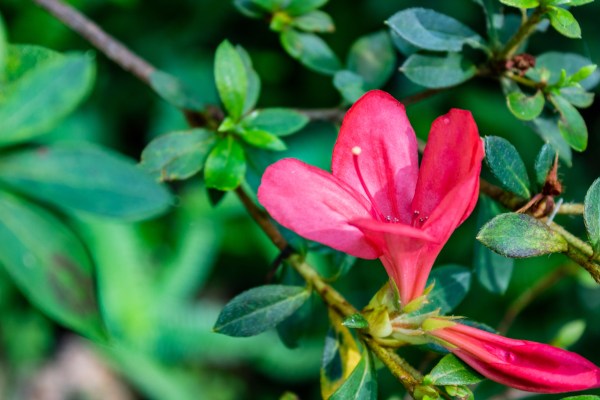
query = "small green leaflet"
(584, 178, 600, 256)
(149, 70, 204, 111)
(241, 108, 309, 137)
(549, 93, 588, 151)
(280, 29, 341, 75)
(534, 143, 556, 187)
(330, 347, 377, 400)
(204, 135, 247, 191)
(547, 6, 581, 39)
(292, 10, 335, 33)
(214, 40, 248, 120)
(401, 52, 476, 89)
(506, 90, 545, 121)
(484, 136, 531, 198)
(342, 313, 369, 329)
(346, 31, 396, 90)
(424, 354, 484, 385)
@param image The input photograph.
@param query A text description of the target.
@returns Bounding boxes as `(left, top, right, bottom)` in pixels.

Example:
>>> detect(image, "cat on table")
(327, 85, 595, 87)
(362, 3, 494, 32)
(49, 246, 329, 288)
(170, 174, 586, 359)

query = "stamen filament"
(352, 147, 386, 221)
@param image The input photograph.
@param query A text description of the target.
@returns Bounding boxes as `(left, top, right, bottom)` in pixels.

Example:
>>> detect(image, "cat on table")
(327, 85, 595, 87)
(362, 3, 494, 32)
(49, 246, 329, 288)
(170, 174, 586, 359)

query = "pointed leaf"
(562, 396, 600, 400)
(477, 213, 568, 258)
(204, 136, 247, 190)
(547, 6, 581, 38)
(342, 314, 369, 329)
(286, 0, 328, 16)
(506, 90, 545, 120)
(292, 10, 334, 33)
(475, 197, 514, 294)
(213, 284, 310, 337)
(527, 116, 572, 166)
(484, 136, 531, 198)
(330, 347, 377, 400)
(214, 40, 248, 120)
(0, 191, 104, 340)
(500, 0, 540, 7)
(527, 52, 600, 90)
(140, 128, 216, 181)
(238, 128, 287, 151)
(280, 29, 341, 75)
(0, 144, 172, 220)
(236, 45, 261, 114)
(584, 178, 600, 256)
(534, 143, 556, 187)
(425, 354, 484, 385)
(234, 0, 266, 18)
(347, 31, 396, 89)
(149, 70, 204, 111)
(550, 93, 587, 151)
(559, 86, 594, 108)
(0, 50, 95, 146)
(387, 8, 485, 52)
(420, 265, 471, 315)
(241, 108, 309, 137)
(333, 70, 366, 103)
(401, 52, 476, 89)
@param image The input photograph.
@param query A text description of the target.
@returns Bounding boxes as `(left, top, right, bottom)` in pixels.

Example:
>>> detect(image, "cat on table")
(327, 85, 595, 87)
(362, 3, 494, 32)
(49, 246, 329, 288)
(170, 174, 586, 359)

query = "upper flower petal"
(411, 109, 484, 240)
(431, 322, 600, 393)
(331, 90, 419, 224)
(258, 158, 379, 258)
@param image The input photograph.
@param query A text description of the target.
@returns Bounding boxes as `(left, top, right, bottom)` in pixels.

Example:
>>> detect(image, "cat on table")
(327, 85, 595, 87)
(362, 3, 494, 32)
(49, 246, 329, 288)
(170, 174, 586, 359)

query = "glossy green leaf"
(140, 128, 216, 181)
(551, 319, 586, 349)
(500, 0, 539, 7)
(387, 8, 484, 52)
(401, 52, 476, 89)
(424, 354, 484, 385)
(0, 51, 95, 146)
(280, 29, 341, 75)
(0, 191, 104, 340)
(547, 6, 581, 38)
(252, 0, 289, 11)
(204, 136, 246, 190)
(528, 116, 572, 166)
(321, 322, 361, 399)
(420, 265, 471, 315)
(214, 40, 247, 120)
(234, 0, 266, 18)
(477, 213, 568, 257)
(149, 70, 204, 111)
(475, 197, 514, 295)
(562, 396, 600, 400)
(567, 0, 595, 5)
(330, 348, 377, 400)
(333, 70, 366, 103)
(238, 128, 287, 151)
(236, 45, 261, 114)
(0, 144, 172, 220)
(534, 143, 556, 187)
(506, 90, 545, 120)
(292, 10, 334, 33)
(241, 108, 309, 136)
(484, 136, 531, 198)
(550, 93, 587, 151)
(342, 314, 369, 329)
(570, 64, 597, 83)
(347, 31, 396, 89)
(286, 0, 328, 16)
(584, 178, 600, 256)
(527, 52, 600, 90)
(213, 284, 310, 337)
(3, 45, 60, 84)
(559, 86, 594, 108)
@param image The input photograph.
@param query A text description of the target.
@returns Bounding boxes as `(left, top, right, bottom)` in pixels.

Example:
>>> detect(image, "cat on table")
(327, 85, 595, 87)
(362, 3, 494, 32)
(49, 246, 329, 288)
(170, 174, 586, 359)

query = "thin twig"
(33, 0, 155, 84)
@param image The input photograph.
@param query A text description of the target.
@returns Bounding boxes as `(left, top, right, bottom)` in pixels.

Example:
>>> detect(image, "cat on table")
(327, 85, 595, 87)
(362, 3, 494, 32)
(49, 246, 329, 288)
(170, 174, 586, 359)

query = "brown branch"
(33, 0, 155, 84)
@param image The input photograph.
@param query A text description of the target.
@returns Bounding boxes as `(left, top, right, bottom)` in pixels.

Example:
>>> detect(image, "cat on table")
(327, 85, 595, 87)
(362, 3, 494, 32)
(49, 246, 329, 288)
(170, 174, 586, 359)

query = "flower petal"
(258, 158, 379, 258)
(431, 322, 600, 393)
(412, 109, 484, 239)
(331, 90, 419, 224)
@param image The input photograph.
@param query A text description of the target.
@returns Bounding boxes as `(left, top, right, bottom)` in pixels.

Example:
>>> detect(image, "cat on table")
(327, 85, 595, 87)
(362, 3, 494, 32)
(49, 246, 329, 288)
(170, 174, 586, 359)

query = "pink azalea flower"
(257, 90, 484, 306)
(428, 321, 600, 393)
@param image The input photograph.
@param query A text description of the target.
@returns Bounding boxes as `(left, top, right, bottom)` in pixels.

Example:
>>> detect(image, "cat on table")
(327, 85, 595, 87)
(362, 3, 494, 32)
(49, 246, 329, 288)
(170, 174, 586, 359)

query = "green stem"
(497, 7, 545, 61)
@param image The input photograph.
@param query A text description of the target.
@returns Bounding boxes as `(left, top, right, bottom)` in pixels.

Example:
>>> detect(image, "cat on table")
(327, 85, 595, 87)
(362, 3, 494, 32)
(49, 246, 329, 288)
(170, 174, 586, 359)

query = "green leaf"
(387, 8, 485, 52)
(424, 354, 484, 385)
(484, 136, 531, 198)
(551, 319, 586, 348)
(567, 0, 595, 5)
(477, 213, 568, 258)
(0, 191, 105, 340)
(0, 13, 6, 74)
(140, 128, 216, 181)
(559, 86, 594, 108)
(347, 31, 396, 90)
(527, 52, 600, 90)
(0, 51, 95, 146)
(241, 108, 309, 136)
(528, 116, 572, 166)
(330, 348, 377, 400)
(213, 284, 310, 337)
(236, 45, 261, 114)
(214, 40, 248, 120)
(500, 0, 540, 7)
(547, 6, 581, 38)
(562, 396, 600, 400)
(333, 70, 366, 103)
(420, 265, 471, 315)
(506, 90, 545, 120)
(292, 10, 334, 33)
(401, 52, 476, 89)
(570, 64, 597, 83)
(234, 0, 266, 18)
(238, 128, 287, 151)
(280, 29, 341, 75)
(534, 143, 556, 187)
(285, 0, 328, 16)
(475, 197, 514, 295)
(276, 268, 313, 348)
(471, 0, 501, 47)
(149, 70, 204, 111)
(0, 144, 172, 221)
(549, 93, 588, 151)
(342, 314, 369, 329)
(204, 135, 247, 190)
(584, 178, 600, 256)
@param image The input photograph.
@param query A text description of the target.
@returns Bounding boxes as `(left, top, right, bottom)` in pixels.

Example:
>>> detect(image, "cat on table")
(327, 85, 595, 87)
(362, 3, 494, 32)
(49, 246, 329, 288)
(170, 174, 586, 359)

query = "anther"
(352, 146, 362, 156)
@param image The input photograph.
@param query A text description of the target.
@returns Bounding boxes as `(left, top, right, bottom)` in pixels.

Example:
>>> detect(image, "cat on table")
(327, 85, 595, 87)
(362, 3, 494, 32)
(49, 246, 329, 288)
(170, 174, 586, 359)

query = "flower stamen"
(352, 146, 386, 221)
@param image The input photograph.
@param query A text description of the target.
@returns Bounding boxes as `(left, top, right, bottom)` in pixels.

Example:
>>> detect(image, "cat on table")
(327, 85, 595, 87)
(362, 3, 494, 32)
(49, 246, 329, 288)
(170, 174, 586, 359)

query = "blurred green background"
(1, 0, 600, 399)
